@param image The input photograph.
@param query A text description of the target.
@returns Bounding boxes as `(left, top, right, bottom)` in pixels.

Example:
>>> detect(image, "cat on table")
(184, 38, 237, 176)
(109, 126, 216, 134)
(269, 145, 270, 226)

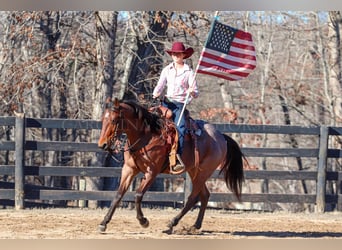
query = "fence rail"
(0, 114, 342, 212)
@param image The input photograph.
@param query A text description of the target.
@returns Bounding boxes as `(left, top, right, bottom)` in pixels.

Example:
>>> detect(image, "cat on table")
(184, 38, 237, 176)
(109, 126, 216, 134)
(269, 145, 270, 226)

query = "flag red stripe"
(228, 50, 257, 61)
(231, 41, 256, 51)
(198, 61, 251, 78)
(234, 30, 253, 41)
(200, 51, 256, 70)
(199, 60, 255, 75)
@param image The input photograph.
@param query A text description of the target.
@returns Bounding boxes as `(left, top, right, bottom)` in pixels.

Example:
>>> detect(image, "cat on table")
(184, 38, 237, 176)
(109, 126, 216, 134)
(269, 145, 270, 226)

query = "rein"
(107, 103, 153, 154)
(125, 136, 144, 152)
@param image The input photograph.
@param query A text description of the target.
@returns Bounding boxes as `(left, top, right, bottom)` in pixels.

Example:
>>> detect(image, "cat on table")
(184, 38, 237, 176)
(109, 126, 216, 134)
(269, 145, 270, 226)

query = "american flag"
(197, 19, 256, 81)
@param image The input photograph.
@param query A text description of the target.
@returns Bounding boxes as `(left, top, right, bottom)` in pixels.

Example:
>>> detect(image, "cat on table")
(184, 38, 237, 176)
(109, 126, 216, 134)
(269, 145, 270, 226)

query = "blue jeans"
(162, 99, 185, 155)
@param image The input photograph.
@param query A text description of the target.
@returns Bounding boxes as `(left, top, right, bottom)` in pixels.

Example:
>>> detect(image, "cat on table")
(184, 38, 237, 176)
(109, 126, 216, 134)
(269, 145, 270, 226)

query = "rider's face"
(171, 52, 185, 63)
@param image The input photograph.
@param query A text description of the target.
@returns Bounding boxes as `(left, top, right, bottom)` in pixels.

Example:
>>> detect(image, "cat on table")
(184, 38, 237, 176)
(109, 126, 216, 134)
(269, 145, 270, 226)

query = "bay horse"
(97, 97, 245, 234)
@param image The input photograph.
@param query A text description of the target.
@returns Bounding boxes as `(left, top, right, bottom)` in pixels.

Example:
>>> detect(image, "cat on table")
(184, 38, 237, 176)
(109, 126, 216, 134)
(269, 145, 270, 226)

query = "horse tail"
(220, 133, 245, 201)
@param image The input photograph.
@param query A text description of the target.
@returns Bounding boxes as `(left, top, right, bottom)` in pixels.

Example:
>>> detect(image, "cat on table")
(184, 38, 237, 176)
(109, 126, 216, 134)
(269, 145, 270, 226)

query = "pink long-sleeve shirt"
(153, 62, 199, 104)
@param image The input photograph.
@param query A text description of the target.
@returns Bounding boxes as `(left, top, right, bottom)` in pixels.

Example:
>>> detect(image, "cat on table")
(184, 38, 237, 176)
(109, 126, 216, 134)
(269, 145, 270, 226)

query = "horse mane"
(122, 99, 164, 134)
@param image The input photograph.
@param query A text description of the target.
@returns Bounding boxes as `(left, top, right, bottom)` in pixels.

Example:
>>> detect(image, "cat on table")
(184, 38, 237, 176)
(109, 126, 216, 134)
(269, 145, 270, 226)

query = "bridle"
(106, 104, 147, 154)
(106, 105, 121, 151)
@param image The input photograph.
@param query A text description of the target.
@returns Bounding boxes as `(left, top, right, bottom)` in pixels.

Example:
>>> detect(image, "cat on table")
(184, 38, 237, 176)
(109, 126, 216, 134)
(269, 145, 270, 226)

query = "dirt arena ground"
(1, 207, 342, 239)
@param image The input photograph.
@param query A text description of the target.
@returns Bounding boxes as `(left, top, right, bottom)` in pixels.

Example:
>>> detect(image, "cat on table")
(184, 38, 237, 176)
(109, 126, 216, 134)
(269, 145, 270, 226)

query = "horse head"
(98, 97, 160, 151)
(98, 97, 122, 150)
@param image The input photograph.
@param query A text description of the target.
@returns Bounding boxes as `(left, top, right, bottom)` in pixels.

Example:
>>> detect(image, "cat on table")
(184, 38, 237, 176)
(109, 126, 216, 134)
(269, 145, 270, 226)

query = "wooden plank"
(325, 194, 339, 204)
(210, 193, 317, 204)
(244, 170, 317, 180)
(26, 118, 101, 129)
(1, 118, 326, 135)
(3, 166, 333, 181)
(0, 165, 15, 175)
(0, 187, 318, 204)
(0, 116, 15, 126)
(214, 123, 321, 135)
(25, 141, 102, 152)
(242, 148, 318, 157)
(0, 165, 334, 182)
(0, 141, 15, 151)
(326, 171, 339, 181)
(211, 170, 318, 180)
(21, 166, 186, 179)
(23, 166, 122, 177)
(25, 190, 185, 202)
(0, 189, 14, 199)
(328, 149, 342, 158)
(0, 181, 14, 189)
(21, 140, 320, 157)
(0, 188, 335, 205)
(0, 181, 70, 191)
(329, 127, 342, 136)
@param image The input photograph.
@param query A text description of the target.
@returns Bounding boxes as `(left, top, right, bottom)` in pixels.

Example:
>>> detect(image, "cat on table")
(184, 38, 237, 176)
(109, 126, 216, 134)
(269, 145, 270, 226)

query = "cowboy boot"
(172, 154, 185, 172)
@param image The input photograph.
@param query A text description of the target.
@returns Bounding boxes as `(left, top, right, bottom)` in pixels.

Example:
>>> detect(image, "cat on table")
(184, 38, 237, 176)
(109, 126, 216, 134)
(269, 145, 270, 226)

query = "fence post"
(15, 111, 25, 210)
(316, 126, 329, 213)
(78, 178, 86, 208)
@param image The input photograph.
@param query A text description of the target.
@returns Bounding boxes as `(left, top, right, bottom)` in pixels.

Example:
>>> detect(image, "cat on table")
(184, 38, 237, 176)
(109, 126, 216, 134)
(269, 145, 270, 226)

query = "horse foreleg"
(134, 172, 157, 228)
(135, 192, 149, 228)
(98, 165, 138, 233)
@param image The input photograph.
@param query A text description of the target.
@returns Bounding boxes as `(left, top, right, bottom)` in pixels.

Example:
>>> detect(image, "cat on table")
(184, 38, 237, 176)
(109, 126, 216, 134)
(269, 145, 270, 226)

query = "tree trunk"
(327, 11, 342, 210)
(328, 12, 342, 126)
(86, 11, 118, 208)
(125, 11, 171, 192)
(39, 11, 66, 204)
(128, 11, 170, 100)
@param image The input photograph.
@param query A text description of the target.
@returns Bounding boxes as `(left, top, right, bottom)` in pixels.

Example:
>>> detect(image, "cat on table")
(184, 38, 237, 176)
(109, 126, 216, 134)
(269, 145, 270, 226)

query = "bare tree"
(328, 11, 342, 126)
(85, 11, 118, 208)
(126, 11, 171, 101)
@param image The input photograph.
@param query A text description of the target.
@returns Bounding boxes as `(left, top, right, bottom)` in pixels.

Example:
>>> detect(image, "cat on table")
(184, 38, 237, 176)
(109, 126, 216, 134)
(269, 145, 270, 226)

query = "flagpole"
(176, 11, 219, 126)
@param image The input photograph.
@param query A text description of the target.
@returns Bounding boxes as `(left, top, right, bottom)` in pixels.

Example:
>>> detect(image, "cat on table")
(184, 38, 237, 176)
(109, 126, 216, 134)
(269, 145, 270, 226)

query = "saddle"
(149, 105, 201, 174)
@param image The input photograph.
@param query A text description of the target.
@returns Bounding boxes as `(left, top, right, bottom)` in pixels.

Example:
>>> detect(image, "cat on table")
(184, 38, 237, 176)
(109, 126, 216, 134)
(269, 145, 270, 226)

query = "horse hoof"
(189, 226, 200, 234)
(162, 227, 173, 235)
(98, 224, 107, 233)
(140, 218, 149, 228)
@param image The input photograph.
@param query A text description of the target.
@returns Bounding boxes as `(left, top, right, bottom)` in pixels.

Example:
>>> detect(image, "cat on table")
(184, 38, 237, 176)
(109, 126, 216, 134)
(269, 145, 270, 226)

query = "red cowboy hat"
(165, 42, 194, 59)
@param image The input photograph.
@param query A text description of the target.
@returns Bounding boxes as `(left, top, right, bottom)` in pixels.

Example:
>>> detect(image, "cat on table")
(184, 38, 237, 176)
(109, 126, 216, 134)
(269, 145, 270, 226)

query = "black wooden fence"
(0, 114, 341, 212)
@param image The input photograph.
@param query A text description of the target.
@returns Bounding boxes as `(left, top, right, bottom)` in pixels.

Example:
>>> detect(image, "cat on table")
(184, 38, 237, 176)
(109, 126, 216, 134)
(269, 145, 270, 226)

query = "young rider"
(152, 41, 199, 172)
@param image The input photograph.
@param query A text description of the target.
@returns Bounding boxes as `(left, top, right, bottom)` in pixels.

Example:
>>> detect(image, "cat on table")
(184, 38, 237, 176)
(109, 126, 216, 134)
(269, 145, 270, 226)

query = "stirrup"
(172, 154, 185, 172)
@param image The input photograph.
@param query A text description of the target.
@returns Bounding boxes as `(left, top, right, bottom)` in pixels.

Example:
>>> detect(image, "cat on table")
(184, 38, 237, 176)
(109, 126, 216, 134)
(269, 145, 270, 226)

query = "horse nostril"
(98, 143, 107, 150)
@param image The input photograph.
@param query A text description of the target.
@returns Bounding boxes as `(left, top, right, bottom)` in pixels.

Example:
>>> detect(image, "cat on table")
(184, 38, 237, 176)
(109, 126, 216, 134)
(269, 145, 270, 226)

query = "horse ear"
(105, 97, 111, 103)
(113, 97, 119, 108)
(104, 97, 112, 109)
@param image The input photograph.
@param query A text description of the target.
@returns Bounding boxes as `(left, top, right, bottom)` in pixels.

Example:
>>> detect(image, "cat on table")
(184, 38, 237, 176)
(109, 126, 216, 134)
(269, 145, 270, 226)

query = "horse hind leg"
(167, 185, 209, 234)
(163, 194, 201, 234)
(98, 165, 138, 233)
(192, 185, 210, 231)
(163, 179, 204, 234)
